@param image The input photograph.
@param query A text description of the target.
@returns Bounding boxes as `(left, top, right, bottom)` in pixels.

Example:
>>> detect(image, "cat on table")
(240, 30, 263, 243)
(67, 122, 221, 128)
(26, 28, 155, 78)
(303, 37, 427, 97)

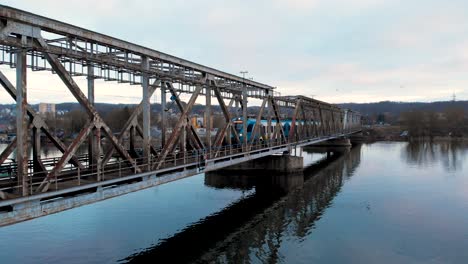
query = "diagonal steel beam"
(0, 137, 16, 165)
(0, 70, 84, 170)
(165, 82, 204, 150)
(330, 110, 336, 134)
(318, 107, 326, 136)
(36, 37, 140, 173)
(213, 91, 240, 152)
(212, 122, 230, 153)
(301, 107, 309, 138)
(248, 98, 267, 150)
(153, 85, 202, 170)
(101, 82, 158, 168)
(101, 124, 142, 173)
(270, 97, 286, 143)
(36, 121, 94, 193)
(226, 98, 241, 145)
(289, 99, 302, 143)
(135, 125, 159, 156)
(312, 108, 319, 137)
(212, 85, 241, 145)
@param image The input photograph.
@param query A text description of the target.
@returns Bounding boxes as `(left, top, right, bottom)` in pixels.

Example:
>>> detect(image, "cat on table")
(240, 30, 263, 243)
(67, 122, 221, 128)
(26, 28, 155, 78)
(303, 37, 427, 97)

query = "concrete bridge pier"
(303, 143, 352, 159)
(315, 138, 352, 147)
(205, 171, 304, 193)
(212, 154, 304, 174)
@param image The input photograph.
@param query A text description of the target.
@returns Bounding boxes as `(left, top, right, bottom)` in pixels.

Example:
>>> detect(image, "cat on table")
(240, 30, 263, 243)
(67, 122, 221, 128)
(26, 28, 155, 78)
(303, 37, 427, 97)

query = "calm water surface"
(0, 142, 467, 263)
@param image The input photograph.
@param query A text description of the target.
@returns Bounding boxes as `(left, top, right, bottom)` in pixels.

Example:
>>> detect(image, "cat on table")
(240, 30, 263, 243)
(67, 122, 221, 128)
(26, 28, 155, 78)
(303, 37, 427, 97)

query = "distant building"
(190, 115, 213, 128)
(39, 103, 56, 117)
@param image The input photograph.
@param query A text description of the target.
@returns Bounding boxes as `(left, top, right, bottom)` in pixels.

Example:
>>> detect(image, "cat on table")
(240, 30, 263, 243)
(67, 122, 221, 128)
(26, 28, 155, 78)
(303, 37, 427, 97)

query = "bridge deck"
(0, 133, 359, 226)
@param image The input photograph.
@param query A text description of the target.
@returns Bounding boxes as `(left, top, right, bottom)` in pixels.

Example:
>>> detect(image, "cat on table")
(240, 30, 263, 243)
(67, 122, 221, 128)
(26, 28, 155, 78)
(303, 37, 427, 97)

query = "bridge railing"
(0, 129, 363, 198)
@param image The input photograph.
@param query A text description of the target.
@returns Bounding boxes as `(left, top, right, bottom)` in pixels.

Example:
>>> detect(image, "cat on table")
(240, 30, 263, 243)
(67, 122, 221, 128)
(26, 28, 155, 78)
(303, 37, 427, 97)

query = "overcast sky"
(1, 0, 468, 104)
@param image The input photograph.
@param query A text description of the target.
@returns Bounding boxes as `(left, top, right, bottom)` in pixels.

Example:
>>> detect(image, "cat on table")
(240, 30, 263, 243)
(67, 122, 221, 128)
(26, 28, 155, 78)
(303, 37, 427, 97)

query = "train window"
(247, 124, 254, 132)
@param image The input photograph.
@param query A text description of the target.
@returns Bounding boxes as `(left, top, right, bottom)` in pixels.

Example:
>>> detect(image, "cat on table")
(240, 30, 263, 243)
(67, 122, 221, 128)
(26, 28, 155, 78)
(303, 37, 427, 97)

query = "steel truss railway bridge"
(0, 5, 361, 226)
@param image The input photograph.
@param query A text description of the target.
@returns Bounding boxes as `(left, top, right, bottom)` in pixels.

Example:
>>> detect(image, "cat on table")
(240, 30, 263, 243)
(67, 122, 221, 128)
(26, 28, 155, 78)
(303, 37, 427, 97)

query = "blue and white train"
(232, 118, 306, 142)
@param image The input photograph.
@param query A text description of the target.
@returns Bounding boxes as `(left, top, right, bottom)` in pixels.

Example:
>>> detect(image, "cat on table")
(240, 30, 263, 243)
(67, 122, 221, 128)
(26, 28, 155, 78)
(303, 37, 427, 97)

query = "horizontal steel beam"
(0, 5, 274, 91)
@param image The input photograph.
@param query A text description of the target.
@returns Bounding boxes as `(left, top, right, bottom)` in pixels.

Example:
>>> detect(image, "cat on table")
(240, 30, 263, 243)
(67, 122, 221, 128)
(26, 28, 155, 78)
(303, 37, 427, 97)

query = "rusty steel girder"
(153, 85, 203, 170)
(0, 5, 362, 200)
(100, 82, 158, 168)
(0, 70, 85, 170)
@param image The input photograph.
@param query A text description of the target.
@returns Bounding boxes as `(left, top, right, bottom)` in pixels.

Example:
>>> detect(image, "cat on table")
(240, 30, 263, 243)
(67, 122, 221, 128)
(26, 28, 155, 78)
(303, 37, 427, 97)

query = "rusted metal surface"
(165, 82, 205, 150)
(270, 97, 287, 142)
(36, 121, 94, 193)
(16, 43, 29, 196)
(36, 37, 140, 174)
(0, 6, 363, 223)
(289, 99, 302, 143)
(0, 5, 274, 96)
(153, 85, 203, 170)
(205, 85, 212, 157)
(161, 85, 167, 148)
(141, 56, 151, 171)
(211, 85, 239, 156)
(87, 64, 96, 168)
(248, 98, 267, 150)
(101, 83, 158, 168)
(32, 127, 47, 178)
(0, 137, 16, 165)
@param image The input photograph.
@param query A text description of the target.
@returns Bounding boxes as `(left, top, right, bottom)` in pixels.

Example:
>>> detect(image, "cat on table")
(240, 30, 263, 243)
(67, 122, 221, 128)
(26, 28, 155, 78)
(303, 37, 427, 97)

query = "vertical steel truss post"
(129, 125, 137, 158)
(95, 125, 102, 181)
(320, 107, 327, 136)
(242, 87, 248, 151)
(87, 63, 97, 171)
(161, 83, 167, 148)
(267, 99, 272, 147)
(309, 108, 320, 137)
(87, 63, 102, 180)
(205, 85, 212, 158)
(141, 56, 151, 170)
(301, 106, 310, 139)
(330, 110, 336, 135)
(16, 39, 29, 196)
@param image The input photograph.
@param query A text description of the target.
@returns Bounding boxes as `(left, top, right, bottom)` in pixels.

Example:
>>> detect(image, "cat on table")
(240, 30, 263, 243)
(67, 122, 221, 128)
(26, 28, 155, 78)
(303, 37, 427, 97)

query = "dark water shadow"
(121, 145, 362, 264)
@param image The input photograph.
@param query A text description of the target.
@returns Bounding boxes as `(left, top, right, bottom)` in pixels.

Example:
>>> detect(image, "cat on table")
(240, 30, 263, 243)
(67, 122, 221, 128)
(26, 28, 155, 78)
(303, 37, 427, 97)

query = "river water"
(0, 141, 467, 263)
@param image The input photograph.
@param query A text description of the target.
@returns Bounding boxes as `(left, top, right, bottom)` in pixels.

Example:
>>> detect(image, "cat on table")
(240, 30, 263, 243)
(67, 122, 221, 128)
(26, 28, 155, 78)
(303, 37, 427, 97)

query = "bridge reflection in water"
(121, 145, 362, 263)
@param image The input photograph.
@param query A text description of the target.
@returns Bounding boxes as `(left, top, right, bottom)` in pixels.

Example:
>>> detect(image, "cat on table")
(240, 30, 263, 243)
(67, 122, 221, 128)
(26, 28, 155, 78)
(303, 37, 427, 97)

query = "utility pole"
(240, 71, 249, 80)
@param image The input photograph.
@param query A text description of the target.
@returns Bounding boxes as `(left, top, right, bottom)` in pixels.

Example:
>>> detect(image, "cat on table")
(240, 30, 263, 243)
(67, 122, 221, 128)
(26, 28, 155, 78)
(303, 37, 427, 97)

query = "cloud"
(1, 0, 468, 104)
